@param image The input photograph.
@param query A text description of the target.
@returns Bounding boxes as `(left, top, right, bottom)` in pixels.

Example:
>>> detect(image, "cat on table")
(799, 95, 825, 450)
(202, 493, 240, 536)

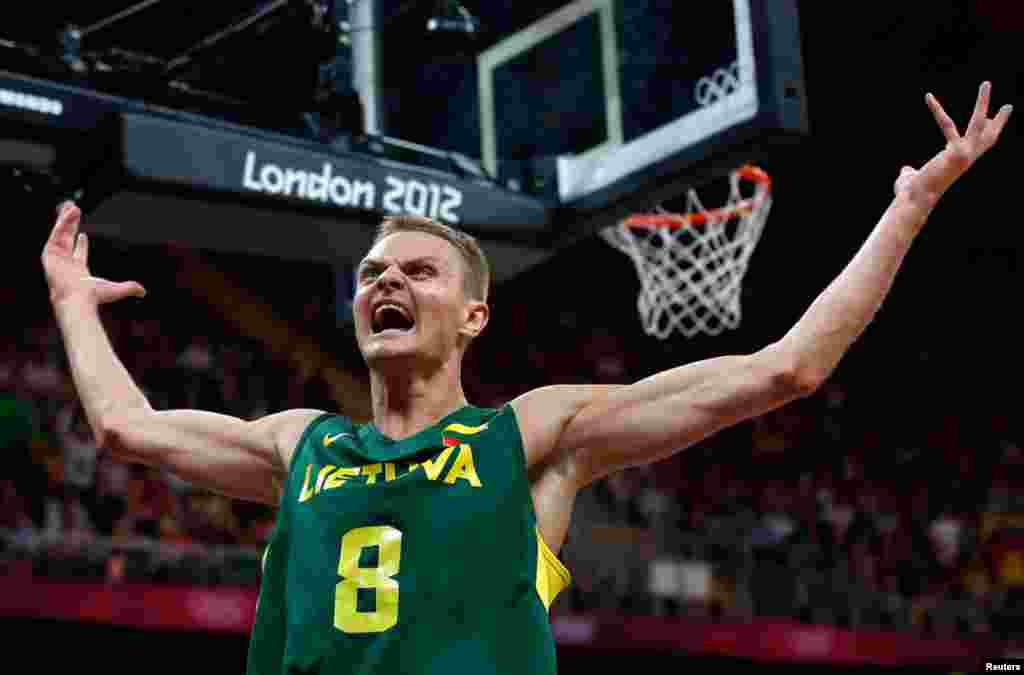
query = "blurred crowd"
(1, 272, 1022, 646)
(0, 302, 334, 587)
(555, 396, 1024, 643)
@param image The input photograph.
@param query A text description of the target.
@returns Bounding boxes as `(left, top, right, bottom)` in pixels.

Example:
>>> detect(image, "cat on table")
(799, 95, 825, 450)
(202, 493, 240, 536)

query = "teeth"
(372, 302, 414, 333)
(374, 303, 409, 319)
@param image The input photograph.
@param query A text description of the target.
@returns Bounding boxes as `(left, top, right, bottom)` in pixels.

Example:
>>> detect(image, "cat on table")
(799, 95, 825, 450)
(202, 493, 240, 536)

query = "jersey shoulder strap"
(286, 412, 350, 476)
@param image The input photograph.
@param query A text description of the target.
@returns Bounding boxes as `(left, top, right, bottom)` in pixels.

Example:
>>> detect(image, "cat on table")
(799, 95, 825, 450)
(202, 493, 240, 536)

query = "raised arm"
(779, 82, 1012, 381)
(518, 82, 1012, 487)
(43, 203, 324, 505)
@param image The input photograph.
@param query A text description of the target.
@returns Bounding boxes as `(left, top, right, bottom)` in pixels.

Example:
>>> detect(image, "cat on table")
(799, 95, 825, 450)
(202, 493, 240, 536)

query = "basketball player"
(42, 83, 1009, 674)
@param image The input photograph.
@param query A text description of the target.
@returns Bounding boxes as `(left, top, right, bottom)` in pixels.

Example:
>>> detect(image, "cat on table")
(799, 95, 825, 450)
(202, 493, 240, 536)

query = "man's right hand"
(41, 202, 147, 309)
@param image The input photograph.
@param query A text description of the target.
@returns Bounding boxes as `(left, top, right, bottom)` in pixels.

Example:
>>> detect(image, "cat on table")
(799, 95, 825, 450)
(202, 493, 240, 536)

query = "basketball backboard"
(477, 0, 808, 244)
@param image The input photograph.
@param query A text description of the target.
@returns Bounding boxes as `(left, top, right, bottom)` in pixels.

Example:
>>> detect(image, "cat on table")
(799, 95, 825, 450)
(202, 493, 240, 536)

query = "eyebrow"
(357, 256, 445, 272)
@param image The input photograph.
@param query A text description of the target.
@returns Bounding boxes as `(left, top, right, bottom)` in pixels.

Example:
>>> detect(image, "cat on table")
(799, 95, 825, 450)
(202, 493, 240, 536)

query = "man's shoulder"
(508, 385, 621, 470)
(509, 384, 622, 427)
(257, 408, 334, 470)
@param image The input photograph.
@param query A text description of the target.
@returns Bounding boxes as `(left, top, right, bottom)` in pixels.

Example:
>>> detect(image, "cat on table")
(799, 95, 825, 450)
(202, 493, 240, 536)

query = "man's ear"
(459, 300, 489, 339)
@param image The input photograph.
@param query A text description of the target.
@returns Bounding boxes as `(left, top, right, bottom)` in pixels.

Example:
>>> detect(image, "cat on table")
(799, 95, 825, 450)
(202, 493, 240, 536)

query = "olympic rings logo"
(694, 61, 741, 107)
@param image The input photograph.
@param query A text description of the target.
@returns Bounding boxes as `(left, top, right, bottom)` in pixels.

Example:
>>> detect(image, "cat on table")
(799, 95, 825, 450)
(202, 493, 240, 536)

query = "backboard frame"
(477, 0, 808, 248)
(478, 0, 625, 182)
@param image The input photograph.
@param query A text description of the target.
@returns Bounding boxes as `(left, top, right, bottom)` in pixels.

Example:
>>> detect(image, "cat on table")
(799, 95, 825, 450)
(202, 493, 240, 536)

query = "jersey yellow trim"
(535, 528, 571, 611)
(443, 422, 489, 435)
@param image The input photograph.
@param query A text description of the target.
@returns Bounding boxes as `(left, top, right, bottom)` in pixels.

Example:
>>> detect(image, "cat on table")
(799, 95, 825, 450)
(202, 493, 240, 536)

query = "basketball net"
(600, 165, 773, 340)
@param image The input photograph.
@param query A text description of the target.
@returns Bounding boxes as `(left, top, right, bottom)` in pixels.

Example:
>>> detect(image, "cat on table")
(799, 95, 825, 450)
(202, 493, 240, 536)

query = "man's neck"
(369, 365, 468, 441)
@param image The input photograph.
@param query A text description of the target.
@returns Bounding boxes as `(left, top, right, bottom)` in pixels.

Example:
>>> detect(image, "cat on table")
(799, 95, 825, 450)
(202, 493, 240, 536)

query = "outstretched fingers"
(46, 202, 80, 254)
(926, 93, 960, 144)
(987, 103, 1014, 145)
(72, 232, 89, 264)
(966, 81, 992, 139)
(96, 279, 147, 303)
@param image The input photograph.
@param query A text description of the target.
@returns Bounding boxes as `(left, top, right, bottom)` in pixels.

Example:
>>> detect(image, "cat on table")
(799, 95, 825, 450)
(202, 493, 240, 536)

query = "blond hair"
(373, 215, 490, 302)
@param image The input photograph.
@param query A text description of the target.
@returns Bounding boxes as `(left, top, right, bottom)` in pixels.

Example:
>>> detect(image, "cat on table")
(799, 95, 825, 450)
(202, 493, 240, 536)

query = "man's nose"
(376, 265, 405, 290)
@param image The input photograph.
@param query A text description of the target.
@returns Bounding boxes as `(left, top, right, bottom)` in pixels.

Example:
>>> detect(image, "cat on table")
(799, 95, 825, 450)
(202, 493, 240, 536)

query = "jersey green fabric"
(246, 404, 569, 675)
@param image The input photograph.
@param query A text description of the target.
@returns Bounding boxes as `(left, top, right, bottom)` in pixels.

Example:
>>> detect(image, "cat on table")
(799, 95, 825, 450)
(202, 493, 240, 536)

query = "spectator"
(92, 452, 132, 535)
(57, 403, 99, 500)
(929, 504, 966, 570)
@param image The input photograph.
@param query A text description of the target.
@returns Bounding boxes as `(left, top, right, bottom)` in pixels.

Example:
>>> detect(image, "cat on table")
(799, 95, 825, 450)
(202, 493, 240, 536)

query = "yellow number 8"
(335, 525, 402, 634)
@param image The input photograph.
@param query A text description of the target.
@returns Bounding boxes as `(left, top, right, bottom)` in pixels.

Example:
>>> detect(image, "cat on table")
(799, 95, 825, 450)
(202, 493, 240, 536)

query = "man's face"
(353, 231, 478, 368)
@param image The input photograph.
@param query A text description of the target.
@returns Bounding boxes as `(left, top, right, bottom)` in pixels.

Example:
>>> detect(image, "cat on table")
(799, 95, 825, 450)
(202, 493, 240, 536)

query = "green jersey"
(246, 404, 571, 675)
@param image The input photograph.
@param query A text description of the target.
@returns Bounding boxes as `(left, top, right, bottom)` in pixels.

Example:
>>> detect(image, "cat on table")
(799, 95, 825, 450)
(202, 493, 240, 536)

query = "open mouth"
(371, 303, 415, 334)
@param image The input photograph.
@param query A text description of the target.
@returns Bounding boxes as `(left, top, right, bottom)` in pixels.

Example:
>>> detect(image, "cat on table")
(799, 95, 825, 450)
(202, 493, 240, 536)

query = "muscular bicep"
(104, 408, 325, 505)
(559, 346, 806, 485)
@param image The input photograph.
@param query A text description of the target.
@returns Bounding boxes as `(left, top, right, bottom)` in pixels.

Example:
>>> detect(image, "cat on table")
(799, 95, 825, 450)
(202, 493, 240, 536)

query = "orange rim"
(622, 165, 771, 231)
